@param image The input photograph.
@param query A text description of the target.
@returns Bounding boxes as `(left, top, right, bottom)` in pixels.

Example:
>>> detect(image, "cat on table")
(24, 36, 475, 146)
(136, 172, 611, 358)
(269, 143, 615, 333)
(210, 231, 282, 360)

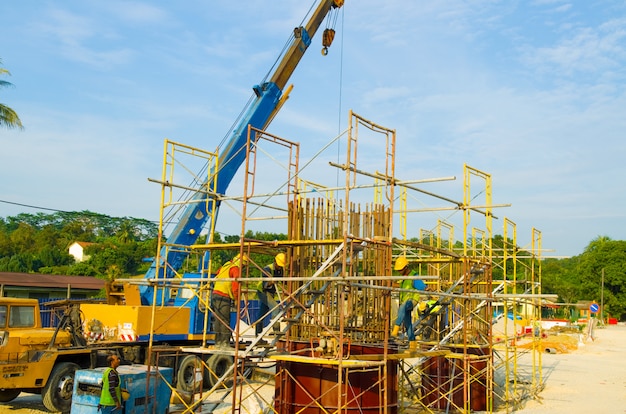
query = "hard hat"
(121, 389, 130, 401)
(233, 253, 248, 265)
(394, 256, 408, 271)
(418, 302, 428, 312)
(275, 253, 286, 268)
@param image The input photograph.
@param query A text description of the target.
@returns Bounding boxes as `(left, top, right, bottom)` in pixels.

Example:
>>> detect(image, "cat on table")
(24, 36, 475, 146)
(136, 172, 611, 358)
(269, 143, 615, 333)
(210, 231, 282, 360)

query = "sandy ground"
(516, 323, 626, 413)
(4, 324, 626, 413)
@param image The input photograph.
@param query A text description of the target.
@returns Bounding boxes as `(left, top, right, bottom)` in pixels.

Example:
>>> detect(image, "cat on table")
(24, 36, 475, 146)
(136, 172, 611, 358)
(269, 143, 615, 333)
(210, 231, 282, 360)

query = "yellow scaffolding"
(139, 111, 550, 414)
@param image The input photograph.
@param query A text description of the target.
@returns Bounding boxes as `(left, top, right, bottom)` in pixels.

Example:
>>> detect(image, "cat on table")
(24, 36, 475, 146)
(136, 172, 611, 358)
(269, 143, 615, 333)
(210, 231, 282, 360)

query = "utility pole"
(600, 268, 605, 325)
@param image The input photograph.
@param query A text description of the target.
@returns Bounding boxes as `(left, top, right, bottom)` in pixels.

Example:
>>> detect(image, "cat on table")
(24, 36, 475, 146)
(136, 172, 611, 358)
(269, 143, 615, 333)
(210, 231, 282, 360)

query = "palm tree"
(0, 59, 23, 130)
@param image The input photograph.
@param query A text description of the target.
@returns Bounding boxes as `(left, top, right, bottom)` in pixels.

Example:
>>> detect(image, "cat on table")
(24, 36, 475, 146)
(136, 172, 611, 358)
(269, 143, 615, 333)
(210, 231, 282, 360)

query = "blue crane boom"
(141, 0, 344, 305)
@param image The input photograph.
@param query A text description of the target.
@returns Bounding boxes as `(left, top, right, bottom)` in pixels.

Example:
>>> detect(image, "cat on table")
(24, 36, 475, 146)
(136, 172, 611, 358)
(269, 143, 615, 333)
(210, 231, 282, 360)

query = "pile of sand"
(516, 331, 581, 354)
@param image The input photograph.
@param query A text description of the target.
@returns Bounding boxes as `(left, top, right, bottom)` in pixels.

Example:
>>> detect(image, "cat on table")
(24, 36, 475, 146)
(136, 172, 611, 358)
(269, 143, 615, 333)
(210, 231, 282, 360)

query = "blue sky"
(1, 1, 625, 258)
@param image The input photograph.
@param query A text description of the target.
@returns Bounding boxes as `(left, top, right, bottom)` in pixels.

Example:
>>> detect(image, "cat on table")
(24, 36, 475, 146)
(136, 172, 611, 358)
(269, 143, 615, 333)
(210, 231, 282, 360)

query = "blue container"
(71, 365, 173, 414)
(232, 299, 261, 326)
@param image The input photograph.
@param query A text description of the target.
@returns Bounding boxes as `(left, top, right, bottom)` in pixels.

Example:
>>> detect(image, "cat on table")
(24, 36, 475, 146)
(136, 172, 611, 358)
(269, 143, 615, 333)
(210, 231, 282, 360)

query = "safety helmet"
(394, 256, 408, 271)
(233, 253, 249, 266)
(275, 253, 286, 268)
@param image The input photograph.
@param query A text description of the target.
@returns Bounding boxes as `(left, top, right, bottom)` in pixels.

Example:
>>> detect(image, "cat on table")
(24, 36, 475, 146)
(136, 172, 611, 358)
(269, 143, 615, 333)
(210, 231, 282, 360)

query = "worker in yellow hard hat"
(211, 253, 247, 348)
(391, 256, 425, 341)
(421, 296, 443, 341)
(255, 253, 286, 336)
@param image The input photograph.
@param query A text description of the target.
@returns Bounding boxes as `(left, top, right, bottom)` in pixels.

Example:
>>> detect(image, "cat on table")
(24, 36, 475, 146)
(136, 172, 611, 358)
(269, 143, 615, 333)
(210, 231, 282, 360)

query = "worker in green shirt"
(99, 354, 122, 413)
(391, 256, 425, 341)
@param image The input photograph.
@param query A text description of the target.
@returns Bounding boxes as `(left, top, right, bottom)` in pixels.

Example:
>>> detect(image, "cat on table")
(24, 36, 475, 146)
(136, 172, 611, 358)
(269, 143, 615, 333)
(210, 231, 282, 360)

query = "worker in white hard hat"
(211, 253, 248, 348)
(255, 253, 285, 336)
(391, 256, 426, 341)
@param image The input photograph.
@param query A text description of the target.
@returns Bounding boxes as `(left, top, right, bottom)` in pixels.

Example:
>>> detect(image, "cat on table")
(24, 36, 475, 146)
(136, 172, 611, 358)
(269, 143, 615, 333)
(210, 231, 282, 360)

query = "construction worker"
(391, 256, 425, 341)
(211, 254, 246, 348)
(99, 354, 122, 413)
(421, 296, 442, 341)
(255, 253, 285, 335)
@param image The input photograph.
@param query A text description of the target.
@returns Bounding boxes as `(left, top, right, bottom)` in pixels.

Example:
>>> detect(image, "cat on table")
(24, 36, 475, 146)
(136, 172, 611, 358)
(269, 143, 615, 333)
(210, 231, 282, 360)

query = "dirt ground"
(515, 323, 626, 413)
(4, 324, 626, 413)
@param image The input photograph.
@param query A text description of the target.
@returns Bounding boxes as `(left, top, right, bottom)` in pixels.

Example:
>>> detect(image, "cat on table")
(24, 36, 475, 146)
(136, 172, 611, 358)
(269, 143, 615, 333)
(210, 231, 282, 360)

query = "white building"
(68, 241, 96, 262)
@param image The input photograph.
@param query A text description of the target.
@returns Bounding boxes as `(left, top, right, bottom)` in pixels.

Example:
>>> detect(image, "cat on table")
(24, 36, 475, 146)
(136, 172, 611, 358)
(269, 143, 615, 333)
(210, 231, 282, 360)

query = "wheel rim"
(57, 374, 74, 400)
(182, 365, 195, 388)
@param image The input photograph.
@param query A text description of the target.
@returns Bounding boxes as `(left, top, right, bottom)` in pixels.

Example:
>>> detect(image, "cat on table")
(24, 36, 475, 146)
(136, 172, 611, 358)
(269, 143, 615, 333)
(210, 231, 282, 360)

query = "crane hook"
(321, 28, 335, 56)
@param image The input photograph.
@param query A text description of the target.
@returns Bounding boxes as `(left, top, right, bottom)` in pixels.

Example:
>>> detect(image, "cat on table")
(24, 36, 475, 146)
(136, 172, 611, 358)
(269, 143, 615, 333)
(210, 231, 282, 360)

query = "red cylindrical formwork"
(274, 341, 398, 414)
(420, 345, 490, 411)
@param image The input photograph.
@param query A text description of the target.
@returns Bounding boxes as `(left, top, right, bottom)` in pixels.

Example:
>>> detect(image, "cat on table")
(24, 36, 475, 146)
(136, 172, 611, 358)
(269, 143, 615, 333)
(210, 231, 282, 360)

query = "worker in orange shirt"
(211, 254, 247, 348)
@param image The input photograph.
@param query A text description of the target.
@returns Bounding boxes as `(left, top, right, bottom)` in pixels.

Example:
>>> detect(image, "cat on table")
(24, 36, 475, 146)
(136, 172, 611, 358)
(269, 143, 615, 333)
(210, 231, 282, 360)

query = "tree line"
(0, 211, 158, 279)
(0, 211, 623, 320)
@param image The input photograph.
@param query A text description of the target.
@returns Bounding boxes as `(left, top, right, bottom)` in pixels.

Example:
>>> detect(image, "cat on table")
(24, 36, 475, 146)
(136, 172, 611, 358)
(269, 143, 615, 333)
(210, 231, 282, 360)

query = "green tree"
(0, 59, 23, 129)
(85, 241, 145, 276)
(67, 261, 97, 276)
(115, 220, 136, 244)
(541, 257, 581, 306)
(37, 246, 73, 268)
(577, 237, 626, 320)
(10, 222, 36, 254)
(0, 230, 13, 257)
(60, 219, 96, 243)
(542, 236, 626, 321)
(6, 253, 33, 272)
(0, 211, 158, 276)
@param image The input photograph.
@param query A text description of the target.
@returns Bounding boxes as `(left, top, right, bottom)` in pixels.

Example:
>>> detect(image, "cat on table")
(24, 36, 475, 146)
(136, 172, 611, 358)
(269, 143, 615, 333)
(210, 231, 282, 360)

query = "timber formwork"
(144, 111, 546, 414)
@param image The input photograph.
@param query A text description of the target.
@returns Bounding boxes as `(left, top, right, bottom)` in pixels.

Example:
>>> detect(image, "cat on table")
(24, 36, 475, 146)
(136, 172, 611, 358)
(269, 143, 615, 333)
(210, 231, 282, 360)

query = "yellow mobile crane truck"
(0, 298, 121, 412)
(0, 296, 198, 413)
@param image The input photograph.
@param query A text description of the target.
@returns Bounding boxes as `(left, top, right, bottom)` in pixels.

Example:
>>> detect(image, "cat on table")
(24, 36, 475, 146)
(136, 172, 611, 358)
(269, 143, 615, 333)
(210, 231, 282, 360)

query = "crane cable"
(335, 6, 345, 188)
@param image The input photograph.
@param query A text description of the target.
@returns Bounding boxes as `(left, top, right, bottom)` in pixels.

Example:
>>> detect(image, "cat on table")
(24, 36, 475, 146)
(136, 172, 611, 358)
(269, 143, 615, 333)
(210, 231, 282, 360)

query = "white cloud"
(521, 17, 626, 77)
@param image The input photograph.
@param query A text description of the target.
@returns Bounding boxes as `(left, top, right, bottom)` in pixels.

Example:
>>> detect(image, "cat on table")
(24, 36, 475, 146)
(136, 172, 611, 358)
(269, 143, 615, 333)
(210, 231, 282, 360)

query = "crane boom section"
(270, 0, 342, 91)
(141, 0, 343, 304)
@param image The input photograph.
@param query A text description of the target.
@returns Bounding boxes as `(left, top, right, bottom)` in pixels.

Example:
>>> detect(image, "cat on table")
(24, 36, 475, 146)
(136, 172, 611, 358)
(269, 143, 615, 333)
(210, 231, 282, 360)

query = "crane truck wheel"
(205, 354, 234, 388)
(42, 362, 79, 413)
(176, 355, 204, 393)
(0, 388, 21, 402)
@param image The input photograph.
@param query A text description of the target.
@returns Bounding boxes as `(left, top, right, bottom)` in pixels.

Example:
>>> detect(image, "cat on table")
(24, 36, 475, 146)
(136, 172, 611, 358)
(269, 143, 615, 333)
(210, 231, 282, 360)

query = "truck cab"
(0, 298, 84, 412)
(0, 298, 73, 354)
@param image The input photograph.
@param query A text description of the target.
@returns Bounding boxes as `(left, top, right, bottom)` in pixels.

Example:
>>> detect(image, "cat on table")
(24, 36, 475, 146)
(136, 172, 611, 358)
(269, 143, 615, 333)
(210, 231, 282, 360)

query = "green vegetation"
(0, 212, 624, 320)
(0, 59, 23, 130)
(0, 211, 158, 278)
(542, 236, 626, 321)
(0, 211, 287, 281)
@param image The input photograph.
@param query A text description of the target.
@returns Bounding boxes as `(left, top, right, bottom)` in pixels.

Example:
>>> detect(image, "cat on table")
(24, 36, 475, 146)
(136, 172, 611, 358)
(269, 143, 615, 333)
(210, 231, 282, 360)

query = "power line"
(0, 199, 249, 240)
(0, 198, 70, 213)
(0, 199, 160, 224)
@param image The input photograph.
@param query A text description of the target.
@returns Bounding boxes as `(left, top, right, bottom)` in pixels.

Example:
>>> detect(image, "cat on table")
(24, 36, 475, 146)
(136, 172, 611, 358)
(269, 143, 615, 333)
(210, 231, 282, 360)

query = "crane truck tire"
(0, 388, 21, 402)
(42, 362, 79, 413)
(205, 354, 234, 388)
(176, 355, 203, 393)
